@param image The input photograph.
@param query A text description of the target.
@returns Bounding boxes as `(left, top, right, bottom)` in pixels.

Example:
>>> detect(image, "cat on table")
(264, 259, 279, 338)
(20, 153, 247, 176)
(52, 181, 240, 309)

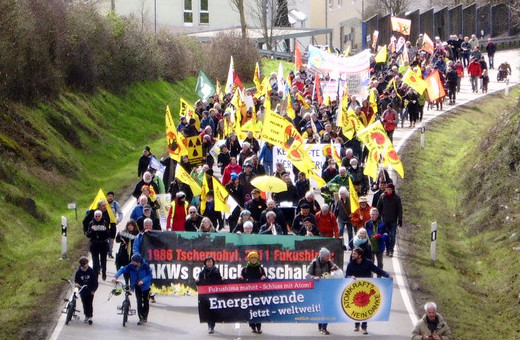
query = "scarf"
(247, 261, 261, 268)
(353, 235, 368, 248)
(384, 191, 395, 198)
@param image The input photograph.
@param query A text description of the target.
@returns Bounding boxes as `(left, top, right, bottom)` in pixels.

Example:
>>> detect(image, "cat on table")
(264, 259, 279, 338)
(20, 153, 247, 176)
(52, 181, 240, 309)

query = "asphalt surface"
(48, 49, 519, 340)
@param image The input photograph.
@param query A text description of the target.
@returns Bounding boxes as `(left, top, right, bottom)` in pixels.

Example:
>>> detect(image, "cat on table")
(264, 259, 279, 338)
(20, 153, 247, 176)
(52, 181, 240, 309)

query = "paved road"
(48, 50, 519, 340)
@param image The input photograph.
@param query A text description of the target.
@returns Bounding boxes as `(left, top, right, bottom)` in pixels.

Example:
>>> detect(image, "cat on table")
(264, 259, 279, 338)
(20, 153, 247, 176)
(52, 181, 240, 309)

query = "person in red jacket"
(221, 157, 242, 185)
(350, 196, 372, 233)
(382, 103, 398, 143)
(166, 192, 189, 231)
(467, 57, 482, 93)
(315, 204, 339, 238)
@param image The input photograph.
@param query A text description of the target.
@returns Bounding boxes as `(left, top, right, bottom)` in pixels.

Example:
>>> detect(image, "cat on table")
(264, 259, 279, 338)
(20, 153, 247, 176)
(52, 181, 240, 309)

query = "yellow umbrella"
(250, 175, 287, 193)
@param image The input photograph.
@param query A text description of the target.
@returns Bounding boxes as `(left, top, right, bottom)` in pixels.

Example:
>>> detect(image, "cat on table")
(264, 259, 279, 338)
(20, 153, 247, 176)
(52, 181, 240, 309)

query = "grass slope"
(399, 88, 520, 339)
(0, 79, 198, 339)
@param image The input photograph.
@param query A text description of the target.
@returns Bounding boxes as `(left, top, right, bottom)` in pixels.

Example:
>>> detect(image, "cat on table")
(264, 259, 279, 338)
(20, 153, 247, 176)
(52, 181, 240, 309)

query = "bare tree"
(229, 0, 247, 38)
(250, 0, 289, 51)
(366, 0, 411, 16)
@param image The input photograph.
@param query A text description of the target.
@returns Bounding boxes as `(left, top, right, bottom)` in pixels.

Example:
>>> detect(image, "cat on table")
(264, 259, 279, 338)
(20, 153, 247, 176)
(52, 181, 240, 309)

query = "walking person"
(112, 253, 153, 325)
(86, 210, 110, 281)
(345, 247, 392, 335)
(376, 183, 402, 257)
(306, 248, 340, 335)
(74, 256, 98, 325)
(196, 256, 223, 334)
(239, 252, 267, 334)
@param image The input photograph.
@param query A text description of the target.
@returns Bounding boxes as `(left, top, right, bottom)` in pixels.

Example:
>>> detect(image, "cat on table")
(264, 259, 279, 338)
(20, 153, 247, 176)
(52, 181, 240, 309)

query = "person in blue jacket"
(112, 253, 153, 325)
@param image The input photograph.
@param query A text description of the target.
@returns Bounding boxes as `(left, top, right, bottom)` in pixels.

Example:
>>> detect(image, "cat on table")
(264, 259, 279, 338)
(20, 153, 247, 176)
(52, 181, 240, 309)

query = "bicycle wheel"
(65, 300, 75, 325)
(122, 300, 129, 327)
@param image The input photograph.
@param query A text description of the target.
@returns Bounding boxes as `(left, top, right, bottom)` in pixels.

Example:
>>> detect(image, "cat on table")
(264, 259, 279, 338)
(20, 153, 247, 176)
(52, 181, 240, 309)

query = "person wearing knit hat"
(112, 251, 153, 325)
(240, 251, 267, 334)
(305, 247, 339, 335)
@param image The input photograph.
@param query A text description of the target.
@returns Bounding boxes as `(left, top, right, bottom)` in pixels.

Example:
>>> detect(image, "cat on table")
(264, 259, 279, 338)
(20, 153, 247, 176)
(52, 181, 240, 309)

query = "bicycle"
(61, 278, 87, 325)
(109, 281, 136, 327)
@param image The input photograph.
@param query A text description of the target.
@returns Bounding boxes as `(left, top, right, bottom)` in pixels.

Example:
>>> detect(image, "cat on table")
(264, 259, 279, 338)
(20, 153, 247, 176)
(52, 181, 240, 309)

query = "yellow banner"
(212, 177, 230, 213)
(175, 164, 201, 196)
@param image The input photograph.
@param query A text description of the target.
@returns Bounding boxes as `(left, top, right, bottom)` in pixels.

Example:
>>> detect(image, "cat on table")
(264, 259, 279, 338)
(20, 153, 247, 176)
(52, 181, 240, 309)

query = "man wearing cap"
(246, 188, 267, 222)
(306, 247, 339, 335)
(138, 146, 152, 178)
(351, 196, 372, 232)
(113, 253, 153, 325)
(136, 205, 161, 231)
(291, 203, 317, 234)
(376, 183, 402, 257)
(166, 191, 189, 231)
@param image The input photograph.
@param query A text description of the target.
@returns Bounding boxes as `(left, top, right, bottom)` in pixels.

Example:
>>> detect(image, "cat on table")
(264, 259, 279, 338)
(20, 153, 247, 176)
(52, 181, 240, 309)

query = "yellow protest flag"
(306, 168, 327, 189)
(88, 189, 116, 223)
(348, 177, 359, 213)
(286, 96, 295, 119)
(382, 139, 405, 178)
(262, 109, 304, 151)
(264, 93, 271, 111)
(402, 68, 427, 94)
(200, 174, 210, 214)
(344, 45, 351, 57)
(323, 94, 331, 106)
(296, 93, 310, 109)
(330, 141, 342, 165)
(179, 98, 191, 118)
(369, 88, 378, 114)
(253, 62, 261, 90)
(175, 163, 202, 196)
(338, 107, 363, 140)
(254, 77, 272, 99)
(363, 148, 380, 181)
(166, 105, 188, 162)
(356, 121, 389, 152)
(216, 80, 223, 102)
(374, 45, 387, 64)
(212, 177, 230, 213)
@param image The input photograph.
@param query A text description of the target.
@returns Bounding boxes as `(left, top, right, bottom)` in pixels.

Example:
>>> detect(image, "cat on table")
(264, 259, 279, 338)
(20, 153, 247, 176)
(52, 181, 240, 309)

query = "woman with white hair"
(333, 186, 352, 249)
(412, 302, 452, 340)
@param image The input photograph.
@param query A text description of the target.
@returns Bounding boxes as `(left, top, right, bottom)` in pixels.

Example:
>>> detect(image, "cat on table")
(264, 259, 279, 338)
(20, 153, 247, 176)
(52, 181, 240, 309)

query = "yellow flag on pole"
(374, 45, 387, 63)
(166, 105, 188, 162)
(286, 96, 295, 119)
(212, 177, 230, 213)
(337, 107, 363, 140)
(253, 62, 261, 90)
(363, 148, 380, 181)
(175, 164, 202, 196)
(348, 177, 359, 214)
(296, 93, 310, 109)
(402, 68, 427, 94)
(382, 139, 405, 178)
(261, 109, 304, 151)
(200, 174, 209, 214)
(369, 88, 379, 114)
(179, 98, 191, 118)
(88, 189, 116, 223)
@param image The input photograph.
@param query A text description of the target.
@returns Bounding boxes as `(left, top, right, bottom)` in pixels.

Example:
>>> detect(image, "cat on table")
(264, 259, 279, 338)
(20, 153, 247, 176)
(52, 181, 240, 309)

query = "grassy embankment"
(0, 79, 198, 339)
(399, 88, 520, 339)
(0, 58, 292, 339)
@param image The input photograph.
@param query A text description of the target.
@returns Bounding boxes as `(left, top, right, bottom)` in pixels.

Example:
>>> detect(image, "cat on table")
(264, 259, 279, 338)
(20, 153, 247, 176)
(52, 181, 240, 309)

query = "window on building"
(184, 0, 193, 24)
(200, 0, 209, 24)
(338, 0, 343, 8)
(328, 0, 333, 10)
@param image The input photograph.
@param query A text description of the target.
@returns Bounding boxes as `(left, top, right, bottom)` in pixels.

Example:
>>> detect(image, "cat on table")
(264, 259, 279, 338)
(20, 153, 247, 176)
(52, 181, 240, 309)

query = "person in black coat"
(239, 252, 267, 334)
(86, 210, 110, 281)
(137, 146, 152, 178)
(136, 205, 161, 231)
(196, 256, 223, 334)
(345, 247, 392, 335)
(75, 256, 99, 325)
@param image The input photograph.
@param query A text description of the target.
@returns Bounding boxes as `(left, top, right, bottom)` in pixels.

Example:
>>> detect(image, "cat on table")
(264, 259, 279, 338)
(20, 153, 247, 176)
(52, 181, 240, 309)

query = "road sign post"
(61, 216, 68, 260)
(420, 126, 426, 149)
(67, 202, 77, 221)
(430, 222, 437, 266)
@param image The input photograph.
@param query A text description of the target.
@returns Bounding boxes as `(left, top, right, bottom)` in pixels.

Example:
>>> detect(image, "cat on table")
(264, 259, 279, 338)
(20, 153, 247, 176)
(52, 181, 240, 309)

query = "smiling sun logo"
(341, 280, 382, 321)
